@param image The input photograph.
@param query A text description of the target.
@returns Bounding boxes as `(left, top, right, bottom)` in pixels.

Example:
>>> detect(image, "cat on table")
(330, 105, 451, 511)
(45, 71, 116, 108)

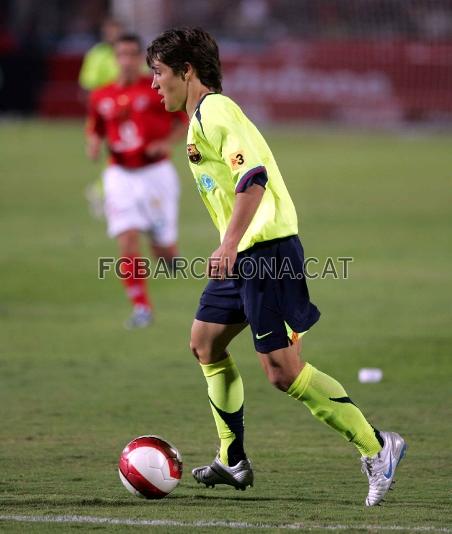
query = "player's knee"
(190, 339, 201, 360)
(266, 369, 292, 392)
(269, 377, 291, 392)
(190, 338, 226, 364)
(190, 339, 211, 362)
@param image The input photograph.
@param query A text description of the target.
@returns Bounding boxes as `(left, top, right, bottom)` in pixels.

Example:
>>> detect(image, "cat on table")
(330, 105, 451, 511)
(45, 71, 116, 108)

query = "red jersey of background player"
(87, 76, 186, 168)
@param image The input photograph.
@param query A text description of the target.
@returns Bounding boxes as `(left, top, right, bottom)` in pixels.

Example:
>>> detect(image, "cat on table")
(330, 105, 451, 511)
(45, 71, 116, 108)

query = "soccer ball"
(118, 435, 183, 499)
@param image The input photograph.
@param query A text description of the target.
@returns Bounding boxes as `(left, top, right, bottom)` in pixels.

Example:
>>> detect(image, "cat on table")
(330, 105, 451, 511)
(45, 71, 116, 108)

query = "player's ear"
(182, 62, 194, 81)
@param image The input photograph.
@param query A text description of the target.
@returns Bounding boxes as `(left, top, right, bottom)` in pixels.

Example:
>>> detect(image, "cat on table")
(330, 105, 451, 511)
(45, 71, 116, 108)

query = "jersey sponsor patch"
(229, 150, 245, 170)
(133, 95, 150, 111)
(98, 97, 115, 118)
(198, 174, 216, 193)
(187, 143, 202, 164)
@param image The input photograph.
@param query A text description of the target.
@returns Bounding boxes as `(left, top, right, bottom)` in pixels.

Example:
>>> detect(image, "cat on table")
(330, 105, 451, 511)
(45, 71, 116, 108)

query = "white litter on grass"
(0, 514, 450, 532)
(359, 367, 383, 383)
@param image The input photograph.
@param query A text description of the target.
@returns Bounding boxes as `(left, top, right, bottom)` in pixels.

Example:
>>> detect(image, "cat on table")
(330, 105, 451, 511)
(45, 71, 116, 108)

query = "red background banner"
(38, 40, 452, 123)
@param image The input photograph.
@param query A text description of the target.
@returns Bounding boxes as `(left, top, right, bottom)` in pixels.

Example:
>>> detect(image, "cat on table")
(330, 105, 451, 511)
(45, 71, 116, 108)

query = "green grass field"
(1, 121, 451, 532)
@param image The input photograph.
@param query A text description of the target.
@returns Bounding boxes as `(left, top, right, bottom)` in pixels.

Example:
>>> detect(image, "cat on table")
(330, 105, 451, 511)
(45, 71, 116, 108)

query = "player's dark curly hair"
(146, 28, 222, 93)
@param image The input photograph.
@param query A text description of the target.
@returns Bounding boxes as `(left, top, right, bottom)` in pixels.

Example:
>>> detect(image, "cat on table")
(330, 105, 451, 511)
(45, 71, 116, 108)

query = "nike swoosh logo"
(256, 331, 273, 340)
(383, 454, 393, 479)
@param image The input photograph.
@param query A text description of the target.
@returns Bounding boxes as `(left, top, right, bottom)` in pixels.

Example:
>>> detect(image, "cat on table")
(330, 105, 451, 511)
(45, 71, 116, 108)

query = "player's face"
(115, 42, 142, 80)
(151, 60, 187, 112)
(102, 20, 122, 45)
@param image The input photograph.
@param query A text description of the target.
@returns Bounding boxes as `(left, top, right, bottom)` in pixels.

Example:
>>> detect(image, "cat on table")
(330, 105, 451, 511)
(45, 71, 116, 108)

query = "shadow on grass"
(192, 494, 301, 502)
(1, 493, 306, 508)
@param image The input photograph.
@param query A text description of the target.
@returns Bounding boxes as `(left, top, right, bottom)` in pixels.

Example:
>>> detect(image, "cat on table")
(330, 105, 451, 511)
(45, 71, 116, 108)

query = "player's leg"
(150, 242, 178, 277)
(116, 229, 153, 329)
(246, 235, 406, 504)
(190, 319, 254, 489)
(190, 272, 255, 489)
(190, 319, 248, 467)
(151, 243, 178, 264)
(258, 338, 407, 506)
(246, 234, 381, 454)
(258, 338, 383, 457)
(103, 165, 152, 328)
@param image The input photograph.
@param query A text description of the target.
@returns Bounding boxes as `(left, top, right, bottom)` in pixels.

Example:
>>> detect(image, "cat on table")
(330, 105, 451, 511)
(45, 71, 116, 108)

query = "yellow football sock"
(200, 354, 246, 466)
(288, 363, 382, 457)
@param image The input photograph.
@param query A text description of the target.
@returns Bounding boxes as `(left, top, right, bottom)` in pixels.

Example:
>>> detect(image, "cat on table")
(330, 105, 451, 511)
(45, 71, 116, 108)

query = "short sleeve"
(201, 99, 268, 193)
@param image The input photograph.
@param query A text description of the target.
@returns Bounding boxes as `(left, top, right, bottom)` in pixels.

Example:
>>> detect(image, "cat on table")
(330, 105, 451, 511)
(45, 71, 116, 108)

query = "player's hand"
(145, 140, 170, 159)
(208, 243, 238, 279)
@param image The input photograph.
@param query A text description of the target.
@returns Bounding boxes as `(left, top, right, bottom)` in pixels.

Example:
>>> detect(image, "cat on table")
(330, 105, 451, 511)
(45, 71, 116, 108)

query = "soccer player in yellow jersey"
(79, 18, 122, 92)
(79, 19, 122, 222)
(147, 28, 406, 506)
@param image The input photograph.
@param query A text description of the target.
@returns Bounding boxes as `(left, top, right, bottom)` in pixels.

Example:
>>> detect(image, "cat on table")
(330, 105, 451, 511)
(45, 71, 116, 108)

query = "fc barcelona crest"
(187, 143, 202, 164)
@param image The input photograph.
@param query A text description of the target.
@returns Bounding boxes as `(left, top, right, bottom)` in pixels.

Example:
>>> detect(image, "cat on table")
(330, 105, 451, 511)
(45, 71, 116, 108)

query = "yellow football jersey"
(187, 93, 298, 252)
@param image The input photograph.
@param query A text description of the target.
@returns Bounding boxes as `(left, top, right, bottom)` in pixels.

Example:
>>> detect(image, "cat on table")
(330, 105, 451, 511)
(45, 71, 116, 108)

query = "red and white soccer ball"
(118, 435, 183, 499)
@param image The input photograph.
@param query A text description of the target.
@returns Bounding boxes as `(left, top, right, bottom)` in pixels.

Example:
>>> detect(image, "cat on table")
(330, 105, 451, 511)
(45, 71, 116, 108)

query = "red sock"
(119, 256, 151, 310)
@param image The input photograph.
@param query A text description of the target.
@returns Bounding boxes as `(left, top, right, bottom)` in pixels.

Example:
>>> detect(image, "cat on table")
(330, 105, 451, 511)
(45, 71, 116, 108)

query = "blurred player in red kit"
(86, 33, 187, 328)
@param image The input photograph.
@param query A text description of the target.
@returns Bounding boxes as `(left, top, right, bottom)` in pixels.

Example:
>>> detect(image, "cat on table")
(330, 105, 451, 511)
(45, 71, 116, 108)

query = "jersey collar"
(192, 92, 216, 136)
(194, 92, 215, 114)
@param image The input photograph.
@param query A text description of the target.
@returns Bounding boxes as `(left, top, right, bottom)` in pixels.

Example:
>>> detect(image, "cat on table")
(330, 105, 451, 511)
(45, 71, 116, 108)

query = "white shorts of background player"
(103, 159, 180, 246)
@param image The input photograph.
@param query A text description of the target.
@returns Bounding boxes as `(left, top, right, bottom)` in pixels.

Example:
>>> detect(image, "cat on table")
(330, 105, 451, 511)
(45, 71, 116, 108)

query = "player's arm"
(206, 103, 268, 278)
(86, 132, 102, 161)
(210, 184, 265, 279)
(145, 112, 188, 158)
(85, 93, 105, 161)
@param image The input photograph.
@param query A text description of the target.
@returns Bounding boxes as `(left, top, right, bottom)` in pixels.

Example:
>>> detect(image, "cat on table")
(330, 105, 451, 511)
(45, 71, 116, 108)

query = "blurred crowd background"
(1, 0, 452, 125)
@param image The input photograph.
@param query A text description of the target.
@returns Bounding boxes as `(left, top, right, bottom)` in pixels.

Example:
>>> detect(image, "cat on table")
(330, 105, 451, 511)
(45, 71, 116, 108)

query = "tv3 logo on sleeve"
(229, 150, 245, 170)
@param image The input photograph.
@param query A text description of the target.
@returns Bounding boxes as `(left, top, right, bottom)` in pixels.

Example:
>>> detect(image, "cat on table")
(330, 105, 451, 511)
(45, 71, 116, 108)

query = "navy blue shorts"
(195, 235, 321, 353)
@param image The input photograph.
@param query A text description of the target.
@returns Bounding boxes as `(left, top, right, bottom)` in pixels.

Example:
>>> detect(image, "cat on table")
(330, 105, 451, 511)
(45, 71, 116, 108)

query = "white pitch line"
(0, 514, 450, 532)
(0, 515, 450, 532)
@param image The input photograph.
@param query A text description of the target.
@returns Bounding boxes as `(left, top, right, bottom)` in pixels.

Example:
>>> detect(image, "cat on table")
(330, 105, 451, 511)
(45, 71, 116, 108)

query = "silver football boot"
(192, 456, 254, 490)
(124, 306, 153, 330)
(361, 431, 407, 506)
